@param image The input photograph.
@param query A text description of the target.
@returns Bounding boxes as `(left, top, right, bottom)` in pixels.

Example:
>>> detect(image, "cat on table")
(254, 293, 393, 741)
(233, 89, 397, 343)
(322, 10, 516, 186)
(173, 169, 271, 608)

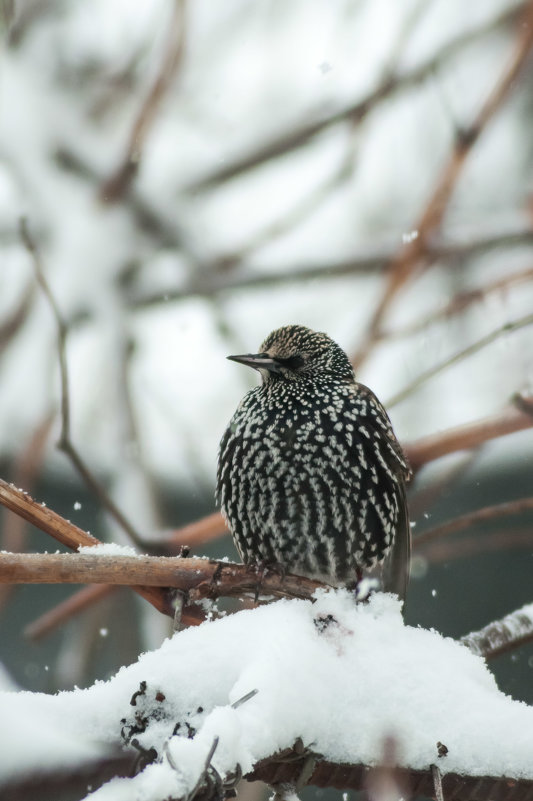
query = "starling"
(216, 325, 411, 599)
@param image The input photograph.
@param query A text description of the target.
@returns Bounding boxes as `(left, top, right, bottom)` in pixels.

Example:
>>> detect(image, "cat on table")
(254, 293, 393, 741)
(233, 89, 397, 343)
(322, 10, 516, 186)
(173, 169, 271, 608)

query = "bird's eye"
(276, 355, 305, 370)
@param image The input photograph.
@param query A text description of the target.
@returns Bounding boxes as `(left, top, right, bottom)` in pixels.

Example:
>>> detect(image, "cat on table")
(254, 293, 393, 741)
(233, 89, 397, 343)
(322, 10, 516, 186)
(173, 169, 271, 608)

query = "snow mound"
(3, 591, 533, 801)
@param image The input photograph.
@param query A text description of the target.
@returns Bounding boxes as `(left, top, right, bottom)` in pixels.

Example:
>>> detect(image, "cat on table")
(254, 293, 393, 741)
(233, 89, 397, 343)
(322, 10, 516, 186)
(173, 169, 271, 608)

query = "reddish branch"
(24, 584, 116, 641)
(415, 498, 533, 546)
(404, 393, 533, 473)
(351, 1, 533, 367)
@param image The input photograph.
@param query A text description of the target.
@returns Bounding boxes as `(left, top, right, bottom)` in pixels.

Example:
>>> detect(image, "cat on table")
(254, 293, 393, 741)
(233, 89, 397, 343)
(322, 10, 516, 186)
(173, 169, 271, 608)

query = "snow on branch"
(461, 603, 533, 659)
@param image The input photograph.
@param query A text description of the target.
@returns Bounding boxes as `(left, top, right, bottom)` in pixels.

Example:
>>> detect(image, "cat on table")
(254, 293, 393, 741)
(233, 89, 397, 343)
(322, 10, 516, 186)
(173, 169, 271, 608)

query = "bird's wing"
(379, 481, 411, 601)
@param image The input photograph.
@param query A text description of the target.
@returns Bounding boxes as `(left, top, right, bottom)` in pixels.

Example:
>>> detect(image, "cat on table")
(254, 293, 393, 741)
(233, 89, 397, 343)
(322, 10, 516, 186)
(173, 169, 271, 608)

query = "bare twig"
(414, 497, 533, 546)
(381, 265, 533, 341)
(351, 1, 533, 367)
(188, 4, 525, 191)
(387, 311, 533, 408)
(24, 584, 116, 641)
(20, 217, 146, 547)
(100, 0, 187, 202)
(461, 602, 533, 659)
(404, 393, 533, 472)
(0, 552, 324, 602)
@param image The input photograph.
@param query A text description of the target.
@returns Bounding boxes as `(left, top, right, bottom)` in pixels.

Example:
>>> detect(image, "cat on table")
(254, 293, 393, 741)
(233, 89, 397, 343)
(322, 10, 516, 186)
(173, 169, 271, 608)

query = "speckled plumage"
(216, 325, 411, 598)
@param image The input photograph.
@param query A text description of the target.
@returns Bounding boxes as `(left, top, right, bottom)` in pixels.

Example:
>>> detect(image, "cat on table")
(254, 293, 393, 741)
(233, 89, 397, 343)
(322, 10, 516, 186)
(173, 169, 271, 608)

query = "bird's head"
(227, 325, 355, 384)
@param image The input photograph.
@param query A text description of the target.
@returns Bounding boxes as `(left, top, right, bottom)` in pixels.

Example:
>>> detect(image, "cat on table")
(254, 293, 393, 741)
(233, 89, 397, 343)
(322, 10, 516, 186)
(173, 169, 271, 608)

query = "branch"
(0, 477, 175, 618)
(351, 1, 533, 367)
(415, 527, 533, 563)
(20, 218, 146, 548)
(387, 312, 533, 408)
(380, 264, 533, 341)
(100, 0, 187, 202)
(24, 584, 116, 641)
(414, 497, 533, 545)
(188, 4, 525, 191)
(0, 552, 323, 602)
(248, 749, 533, 800)
(128, 221, 533, 309)
(461, 603, 533, 659)
(404, 393, 533, 472)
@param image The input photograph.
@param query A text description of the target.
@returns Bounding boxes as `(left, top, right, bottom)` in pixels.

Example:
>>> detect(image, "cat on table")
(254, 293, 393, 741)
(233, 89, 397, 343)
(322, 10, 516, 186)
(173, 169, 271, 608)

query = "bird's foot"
(248, 560, 286, 602)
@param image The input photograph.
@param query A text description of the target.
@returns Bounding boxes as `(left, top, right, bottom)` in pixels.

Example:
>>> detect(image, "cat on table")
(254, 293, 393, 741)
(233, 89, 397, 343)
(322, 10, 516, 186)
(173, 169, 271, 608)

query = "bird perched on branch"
(216, 325, 411, 599)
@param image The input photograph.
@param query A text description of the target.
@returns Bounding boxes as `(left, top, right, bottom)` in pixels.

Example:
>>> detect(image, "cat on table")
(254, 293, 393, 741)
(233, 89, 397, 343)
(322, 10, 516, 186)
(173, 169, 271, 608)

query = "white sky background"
(1, 0, 533, 492)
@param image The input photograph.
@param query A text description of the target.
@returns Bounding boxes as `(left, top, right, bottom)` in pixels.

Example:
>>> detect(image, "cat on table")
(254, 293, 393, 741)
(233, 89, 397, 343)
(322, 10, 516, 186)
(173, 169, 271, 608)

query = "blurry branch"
(461, 602, 533, 659)
(129, 221, 533, 308)
(351, 1, 533, 367)
(188, 3, 525, 191)
(25, 584, 115, 641)
(404, 392, 533, 472)
(0, 552, 323, 602)
(100, 0, 187, 202)
(414, 497, 533, 546)
(20, 218, 146, 548)
(380, 264, 533, 340)
(55, 146, 184, 248)
(0, 278, 35, 357)
(387, 311, 533, 407)
(163, 511, 229, 551)
(415, 527, 533, 563)
(0, 476, 178, 618)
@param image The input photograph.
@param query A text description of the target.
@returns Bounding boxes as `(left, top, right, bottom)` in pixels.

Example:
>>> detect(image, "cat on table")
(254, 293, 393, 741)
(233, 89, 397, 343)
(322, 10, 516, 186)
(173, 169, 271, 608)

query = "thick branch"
(414, 497, 533, 545)
(0, 552, 323, 602)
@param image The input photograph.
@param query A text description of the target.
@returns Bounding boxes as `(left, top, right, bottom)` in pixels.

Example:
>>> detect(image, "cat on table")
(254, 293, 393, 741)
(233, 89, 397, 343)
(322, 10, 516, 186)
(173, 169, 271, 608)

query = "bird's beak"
(227, 352, 283, 373)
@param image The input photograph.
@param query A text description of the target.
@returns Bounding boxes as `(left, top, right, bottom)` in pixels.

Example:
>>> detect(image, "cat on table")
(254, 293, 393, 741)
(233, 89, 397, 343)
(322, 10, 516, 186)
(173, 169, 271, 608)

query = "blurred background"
(1, 0, 533, 794)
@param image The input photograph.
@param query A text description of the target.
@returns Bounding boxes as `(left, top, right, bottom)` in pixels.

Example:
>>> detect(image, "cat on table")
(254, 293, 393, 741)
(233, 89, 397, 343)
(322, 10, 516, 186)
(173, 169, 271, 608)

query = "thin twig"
(387, 311, 533, 408)
(0, 277, 35, 357)
(461, 602, 533, 659)
(351, 1, 533, 368)
(414, 497, 533, 546)
(100, 0, 187, 202)
(19, 217, 146, 548)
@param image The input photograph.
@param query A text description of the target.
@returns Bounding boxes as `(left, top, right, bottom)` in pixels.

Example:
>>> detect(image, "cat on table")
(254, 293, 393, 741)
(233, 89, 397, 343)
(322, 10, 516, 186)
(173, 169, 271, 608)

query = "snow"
(78, 542, 139, 557)
(3, 591, 533, 799)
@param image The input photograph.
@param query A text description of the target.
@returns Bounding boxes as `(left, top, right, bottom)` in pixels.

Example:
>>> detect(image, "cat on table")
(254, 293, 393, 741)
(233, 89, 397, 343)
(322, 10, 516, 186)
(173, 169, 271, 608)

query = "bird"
(216, 324, 411, 599)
